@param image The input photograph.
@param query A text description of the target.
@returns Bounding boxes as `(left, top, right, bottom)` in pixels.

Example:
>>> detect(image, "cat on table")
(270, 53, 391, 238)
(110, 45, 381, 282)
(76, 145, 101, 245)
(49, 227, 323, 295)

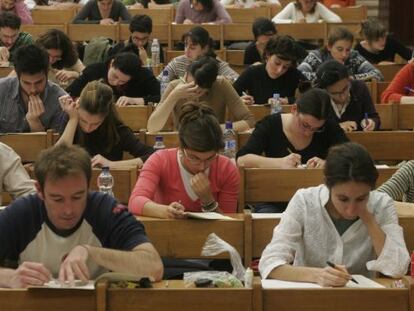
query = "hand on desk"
(59, 245, 90, 283)
(166, 202, 186, 219)
(316, 264, 350, 287)
(306, 157, 325, 169)
(9, 262, 51, 288)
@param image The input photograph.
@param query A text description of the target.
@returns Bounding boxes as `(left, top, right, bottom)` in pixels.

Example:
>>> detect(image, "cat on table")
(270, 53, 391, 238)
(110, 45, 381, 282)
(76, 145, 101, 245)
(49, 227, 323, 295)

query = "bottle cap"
(273, 93, 280, 99)
(225, 121, 233, 129)
(155, 135, 163, 142)
(102, 166, 110, 171)
(162, 70, 168, 76)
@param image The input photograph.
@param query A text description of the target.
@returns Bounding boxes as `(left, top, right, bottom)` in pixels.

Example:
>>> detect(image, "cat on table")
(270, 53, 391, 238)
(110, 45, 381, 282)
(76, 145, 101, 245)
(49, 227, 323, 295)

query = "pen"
(242, 91, 248, 97)
(404, 86, 414, 94)
(363, 112, 369, 128)
(287, 147, 303, 168)
(326, 261, 358, 284)
(179, 76, 186, 83)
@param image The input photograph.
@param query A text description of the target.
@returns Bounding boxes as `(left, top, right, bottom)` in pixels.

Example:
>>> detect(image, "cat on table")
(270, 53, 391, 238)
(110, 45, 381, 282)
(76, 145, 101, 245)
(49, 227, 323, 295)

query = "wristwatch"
(201, 200, 219, 213)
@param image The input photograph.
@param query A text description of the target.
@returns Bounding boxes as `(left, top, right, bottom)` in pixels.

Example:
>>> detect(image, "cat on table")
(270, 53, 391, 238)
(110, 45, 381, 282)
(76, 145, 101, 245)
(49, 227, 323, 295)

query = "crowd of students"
(0, 0, 413, 292)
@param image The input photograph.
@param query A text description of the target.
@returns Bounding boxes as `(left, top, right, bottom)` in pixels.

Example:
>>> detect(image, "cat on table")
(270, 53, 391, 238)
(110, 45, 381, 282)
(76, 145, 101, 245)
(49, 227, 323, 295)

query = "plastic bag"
(201, 233, 246, 280)
(183, 271, 243, 288)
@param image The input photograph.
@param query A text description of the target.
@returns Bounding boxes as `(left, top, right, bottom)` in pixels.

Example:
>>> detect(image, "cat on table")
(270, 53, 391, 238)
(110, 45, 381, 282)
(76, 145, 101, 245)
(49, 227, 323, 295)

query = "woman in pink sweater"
(381, 63, 414, 104)
(0, 0, 32, 24)
(128, 103, 239, 218)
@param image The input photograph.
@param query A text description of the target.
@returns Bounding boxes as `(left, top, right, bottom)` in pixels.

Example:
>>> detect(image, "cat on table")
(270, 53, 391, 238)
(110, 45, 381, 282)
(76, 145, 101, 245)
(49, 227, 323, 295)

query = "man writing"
(0, 144, 163, 288)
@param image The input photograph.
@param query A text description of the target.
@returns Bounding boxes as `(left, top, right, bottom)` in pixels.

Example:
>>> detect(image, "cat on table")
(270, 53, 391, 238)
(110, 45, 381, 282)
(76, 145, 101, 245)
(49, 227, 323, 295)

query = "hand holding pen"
(360, 113, 375, 131)
(241, 91, 255, 105)
(284, 148, 302, 168)
(317, 261, 358, 287)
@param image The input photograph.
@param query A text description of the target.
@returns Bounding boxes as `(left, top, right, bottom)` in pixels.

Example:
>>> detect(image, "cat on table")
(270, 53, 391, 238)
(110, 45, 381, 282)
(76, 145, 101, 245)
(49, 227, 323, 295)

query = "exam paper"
(186, 212, 235, 220)
(251, 213, 283, 219)
(31, 280, 95, 290)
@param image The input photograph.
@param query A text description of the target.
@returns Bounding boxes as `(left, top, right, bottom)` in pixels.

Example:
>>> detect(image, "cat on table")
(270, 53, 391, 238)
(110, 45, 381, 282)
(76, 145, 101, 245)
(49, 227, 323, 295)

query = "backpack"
(83, 37, 111, 66)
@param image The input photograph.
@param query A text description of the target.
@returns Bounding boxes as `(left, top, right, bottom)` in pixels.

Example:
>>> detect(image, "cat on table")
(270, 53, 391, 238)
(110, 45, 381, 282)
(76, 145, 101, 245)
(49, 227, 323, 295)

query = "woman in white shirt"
(259, 142, 409, 287)
(272, 0, 341, 24)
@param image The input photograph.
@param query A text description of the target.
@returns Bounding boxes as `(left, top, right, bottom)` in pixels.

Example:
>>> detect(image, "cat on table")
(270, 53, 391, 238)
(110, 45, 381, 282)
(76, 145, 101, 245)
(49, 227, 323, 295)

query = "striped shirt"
(158, 55, 239, 83)
(378, 160, 414, 202)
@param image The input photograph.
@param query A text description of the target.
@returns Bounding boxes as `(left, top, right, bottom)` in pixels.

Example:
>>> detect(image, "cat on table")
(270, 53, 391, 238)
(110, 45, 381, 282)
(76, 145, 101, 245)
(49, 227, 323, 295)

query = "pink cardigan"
(0, 1, 33, 25)
(128, 148, 239, 215)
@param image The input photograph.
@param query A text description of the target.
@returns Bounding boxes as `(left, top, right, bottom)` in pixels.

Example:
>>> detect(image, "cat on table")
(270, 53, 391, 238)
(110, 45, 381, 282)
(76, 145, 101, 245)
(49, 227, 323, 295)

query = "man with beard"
(0, 44, 67, 132)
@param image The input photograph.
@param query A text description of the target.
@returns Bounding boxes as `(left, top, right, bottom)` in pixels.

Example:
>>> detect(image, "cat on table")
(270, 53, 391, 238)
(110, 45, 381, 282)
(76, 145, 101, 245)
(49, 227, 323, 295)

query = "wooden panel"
(327, 22, 362, 40)
(375, 81, 391, 104)
(398, 104, 414, 130)
(128, 8, 173, 24)
(375, 103, 395, 130)
(137, 214, 246, 260)
(0, 66, 13, 77)
(277, 23, 326, 41)
(151, 24, 169, 45)
(143, 131, 179, 148)
(21, 25, 66, 39)
(67, 24, 118, 42)
(226, 7, 270, 23)
(223, 24, 253, 41)
(107, 281, 253, 311)
(331, 5, 368, 22)
(116, 105, 152, 132)
(32, 9, 76, 24)
(375, 64, 404, 82)
(90, 167, 138, 204)
(0, 289, 96, 311)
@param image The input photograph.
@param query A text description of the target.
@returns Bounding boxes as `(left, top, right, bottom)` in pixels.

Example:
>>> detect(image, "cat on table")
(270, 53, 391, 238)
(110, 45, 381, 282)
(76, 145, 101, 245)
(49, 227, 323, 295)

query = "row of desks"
(1, 277, 412, 311)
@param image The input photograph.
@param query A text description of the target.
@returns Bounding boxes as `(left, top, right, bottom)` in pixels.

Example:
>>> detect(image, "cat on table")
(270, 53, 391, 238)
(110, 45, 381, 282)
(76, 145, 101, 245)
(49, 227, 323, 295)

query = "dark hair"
(191, 0, 213, 11)
(324, 142, 378, 189)
(35, 143, 92, 190)
(187, 56, 218, 89)
(77, 81, 122, 154)
(15, 44, 49, 77)
(252, 17, 277, 40)
(327, 27, 354, 46)
(315, 60, 350, 89)
(361, 19, 387, 42)
(296, 88, 330, 120)
(129, 14, 152, 34)
(111, 52, 142, 79)
(0, 12, 21, 30)
(178, 103, 224, 152)
(294, 0, 316, 14)
(36, 29, 78, 69)
(182, 26, 216, 58)
(264, 35, 300, 66)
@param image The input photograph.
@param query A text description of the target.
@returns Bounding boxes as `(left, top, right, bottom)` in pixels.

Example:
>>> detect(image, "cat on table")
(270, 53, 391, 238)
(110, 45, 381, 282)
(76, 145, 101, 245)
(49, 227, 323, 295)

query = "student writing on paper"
(129, 103, 239, 218)
(381, 63, 414, 104)
(259, 142, 410, 287)
(0, 144, 163, 288)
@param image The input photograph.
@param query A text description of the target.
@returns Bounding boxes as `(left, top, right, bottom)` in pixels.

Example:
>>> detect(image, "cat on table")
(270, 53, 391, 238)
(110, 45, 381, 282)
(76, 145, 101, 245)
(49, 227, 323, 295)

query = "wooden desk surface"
(137, 214, 248, 261)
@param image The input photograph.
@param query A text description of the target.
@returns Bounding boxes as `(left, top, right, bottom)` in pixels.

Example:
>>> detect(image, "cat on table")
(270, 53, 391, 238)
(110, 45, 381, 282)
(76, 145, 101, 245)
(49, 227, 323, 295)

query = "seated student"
(0, 44, 66, 133)
(109, 14, 165, 65)
(381, 63, 414, 104)
(355, 19, 413, 65)
(0, 144, 163, 288)
(0, 12, 32, 63)
(221, 0, 280, 8)
(314, 60, 380, 132)
(159, 26, 238, 83)
(72, 0, 131, 24)
(0, 0, 32, 24)
(321, 0, 354, 8)
(234, 35, 306, 105)
(129, 103, 239, 218)
(272, 0, 341, 24)
(67, 51, 160, 105)
(148, 56, 254, 133)
(259, 142, 410, 285)
(0, 142, 35, 205)
(35, 29, 85, 88)
(237, 88, 348, 169)
(58, 81, 154, 169)
(298, 27, 384, 82)
(175, 0, 232, 24)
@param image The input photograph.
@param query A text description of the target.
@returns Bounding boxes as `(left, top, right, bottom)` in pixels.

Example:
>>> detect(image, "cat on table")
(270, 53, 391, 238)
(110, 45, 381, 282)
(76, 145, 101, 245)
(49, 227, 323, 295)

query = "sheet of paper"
(375, 164, 390, 169)
(31, 280, 95, 290)
(186, 212, 235, 220)
(345, 275, 385, 288)
(251, 213, 283, 219)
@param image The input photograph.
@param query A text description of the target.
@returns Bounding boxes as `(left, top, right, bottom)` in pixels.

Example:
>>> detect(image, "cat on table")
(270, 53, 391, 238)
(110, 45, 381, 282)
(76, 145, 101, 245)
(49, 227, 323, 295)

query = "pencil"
(326, 261, 358, 284)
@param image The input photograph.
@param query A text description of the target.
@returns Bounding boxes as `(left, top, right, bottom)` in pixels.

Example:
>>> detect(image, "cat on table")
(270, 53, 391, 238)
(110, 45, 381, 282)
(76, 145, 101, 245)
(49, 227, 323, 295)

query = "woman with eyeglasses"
(315, 60, 380, 132)
(128, 103, 239, 218)
(259, 142, 409, 286)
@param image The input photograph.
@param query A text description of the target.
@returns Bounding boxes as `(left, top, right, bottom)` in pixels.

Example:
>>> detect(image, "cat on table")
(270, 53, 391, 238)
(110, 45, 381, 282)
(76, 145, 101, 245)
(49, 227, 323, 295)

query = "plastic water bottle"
(223, 121, 237, 159)
(97, 167, 114, 197)
(151, 38, 160, 67)
(153, 135, 166, 150)
(268, 93, 282, 114)
(160, 70, 169, 96)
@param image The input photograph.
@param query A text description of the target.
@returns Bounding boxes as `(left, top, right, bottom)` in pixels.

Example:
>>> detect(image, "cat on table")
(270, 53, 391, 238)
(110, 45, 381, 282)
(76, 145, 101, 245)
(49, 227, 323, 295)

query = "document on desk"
(30, 280, 95, 290)
(186, 212, 235, 220)
(251, 213, 283, 219)
(262, 275, 384, 289)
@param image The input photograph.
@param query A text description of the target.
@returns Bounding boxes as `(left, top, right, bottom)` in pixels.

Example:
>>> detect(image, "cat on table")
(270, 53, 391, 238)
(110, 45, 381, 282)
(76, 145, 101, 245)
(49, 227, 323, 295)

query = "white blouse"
(259, 184, 410, 279)
(272, 2, 342, 24)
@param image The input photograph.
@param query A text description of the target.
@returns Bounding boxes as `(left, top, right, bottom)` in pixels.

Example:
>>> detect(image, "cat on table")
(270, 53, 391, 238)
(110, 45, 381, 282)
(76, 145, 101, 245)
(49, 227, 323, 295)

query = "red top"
(128, 148, 239, 215)
(381, 63, 414, 103)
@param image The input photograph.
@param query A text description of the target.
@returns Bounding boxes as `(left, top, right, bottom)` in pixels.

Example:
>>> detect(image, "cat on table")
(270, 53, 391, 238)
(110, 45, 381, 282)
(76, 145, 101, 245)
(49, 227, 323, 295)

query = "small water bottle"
(97, 167, 114, 197)
(268, 93, 282, 115)
(160, 70, 169, 96)
(223, 121, 237, 159)
(153, 135, 166, 150)
(151, 38, 160, 67)
(244, 267, 253, 288)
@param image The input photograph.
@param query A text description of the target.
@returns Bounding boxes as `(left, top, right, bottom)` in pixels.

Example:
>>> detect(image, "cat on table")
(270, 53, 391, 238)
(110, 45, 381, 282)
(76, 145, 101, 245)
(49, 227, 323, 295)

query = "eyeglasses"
(327, 83, 351, 98)
(182, 149, 217, 165)
(297, 115, 325, 133)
